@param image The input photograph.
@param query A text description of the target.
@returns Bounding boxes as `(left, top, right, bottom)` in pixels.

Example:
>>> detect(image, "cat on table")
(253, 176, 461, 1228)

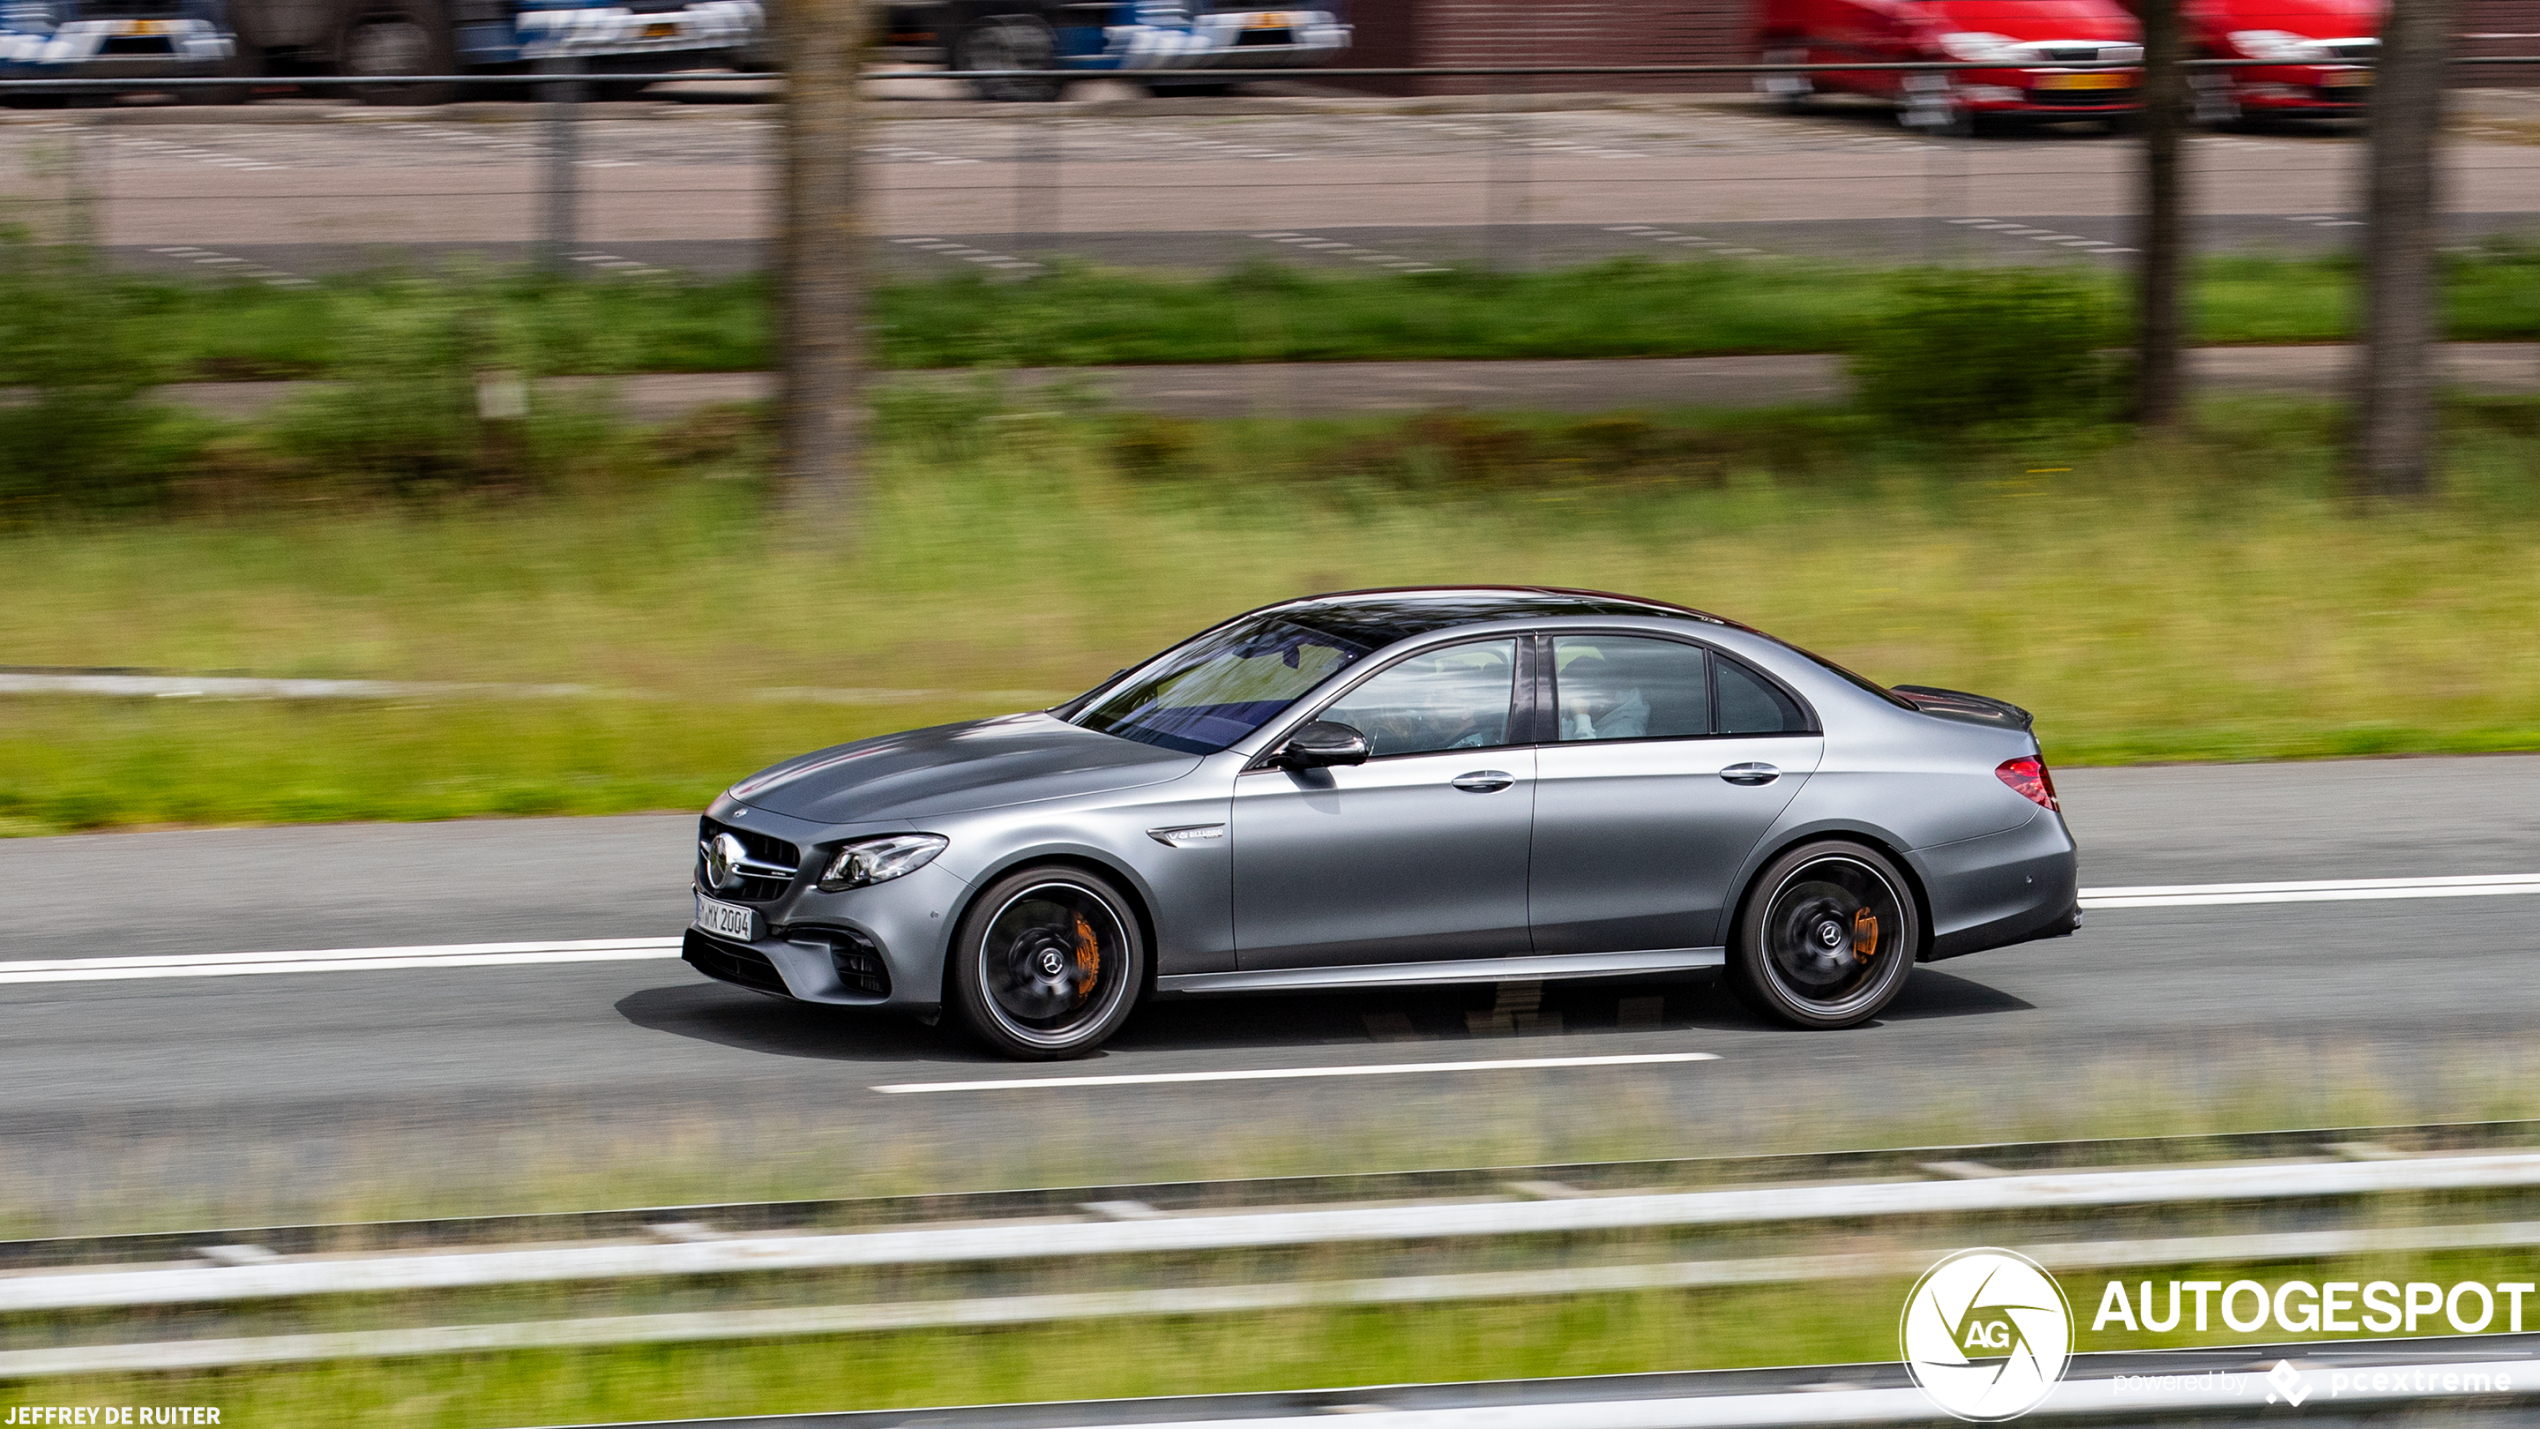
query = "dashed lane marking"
(1250, 231, 1449, 273)
(147, 245, 316, 288)
(872, 1053, 1725, 1094)
(888, 236, 1041, 273)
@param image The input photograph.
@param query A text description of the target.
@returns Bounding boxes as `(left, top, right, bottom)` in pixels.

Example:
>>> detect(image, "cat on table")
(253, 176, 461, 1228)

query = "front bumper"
(509, 0, 759, 61)
(1933, 68, 2137, 114)
(0, 18, 230, 73)
(683, 800, 969, 1013)
(2232, 67, 2371, 111)
(1097, 13, 1348, 71)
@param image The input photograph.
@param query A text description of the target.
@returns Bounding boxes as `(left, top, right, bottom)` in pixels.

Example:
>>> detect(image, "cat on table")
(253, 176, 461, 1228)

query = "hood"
(1892, 684, 2036, 731)
(729, 712, 1201, 826)
(1921, 0, 2140, 40)
(2183, 0, 2379, 39)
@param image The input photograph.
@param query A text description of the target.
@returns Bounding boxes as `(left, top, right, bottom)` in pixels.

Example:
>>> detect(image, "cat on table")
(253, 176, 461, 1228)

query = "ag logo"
(1900, 1248, 2074, 1421)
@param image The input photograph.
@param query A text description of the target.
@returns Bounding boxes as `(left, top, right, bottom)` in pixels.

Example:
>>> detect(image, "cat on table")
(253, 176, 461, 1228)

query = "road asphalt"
(3, 753, 2536, 1229)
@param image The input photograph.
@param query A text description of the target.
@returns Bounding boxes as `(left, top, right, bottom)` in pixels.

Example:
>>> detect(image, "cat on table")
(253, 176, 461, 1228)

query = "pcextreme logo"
(1900, 1248, 2076, 1421)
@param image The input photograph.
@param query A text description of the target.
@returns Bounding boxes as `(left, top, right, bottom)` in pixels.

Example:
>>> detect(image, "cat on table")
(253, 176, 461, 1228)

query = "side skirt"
(1154, 947, 1725, 996)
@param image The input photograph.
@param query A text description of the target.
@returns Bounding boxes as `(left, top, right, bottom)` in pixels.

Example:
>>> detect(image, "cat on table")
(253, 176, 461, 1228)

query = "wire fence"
(3, 58, 2538, 288)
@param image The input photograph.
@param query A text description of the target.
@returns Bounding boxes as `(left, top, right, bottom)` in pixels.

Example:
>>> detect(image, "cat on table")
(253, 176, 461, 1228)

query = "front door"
(1233, 638, 1534, 970)
(1528, 635, 1822, 954)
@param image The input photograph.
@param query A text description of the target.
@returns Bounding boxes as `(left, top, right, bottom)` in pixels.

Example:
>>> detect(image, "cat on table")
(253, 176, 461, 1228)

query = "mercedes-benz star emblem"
(705, 832, 747, 892)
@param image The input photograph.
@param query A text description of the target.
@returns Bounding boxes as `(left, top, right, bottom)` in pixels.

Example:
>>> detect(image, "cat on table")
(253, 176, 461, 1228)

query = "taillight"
(1996, 756, 2059, 811)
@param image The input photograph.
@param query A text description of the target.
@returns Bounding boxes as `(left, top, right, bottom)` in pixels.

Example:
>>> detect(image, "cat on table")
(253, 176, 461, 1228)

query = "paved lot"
(3, 754, 2536, 1223)
(8, 96, 2539, 268)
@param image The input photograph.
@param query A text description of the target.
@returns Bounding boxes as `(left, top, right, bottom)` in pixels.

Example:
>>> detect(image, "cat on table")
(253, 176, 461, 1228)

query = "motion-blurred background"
(7, 1, 2540, 1425)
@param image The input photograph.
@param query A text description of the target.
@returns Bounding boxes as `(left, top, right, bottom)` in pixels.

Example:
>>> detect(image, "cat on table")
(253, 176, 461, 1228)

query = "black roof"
(1267, 586, 1743, 649)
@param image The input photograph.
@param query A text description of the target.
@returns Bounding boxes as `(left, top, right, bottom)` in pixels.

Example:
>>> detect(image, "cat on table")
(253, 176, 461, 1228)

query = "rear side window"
(1715, 656, 1810, 735)
(1552, 636, 1710, 742)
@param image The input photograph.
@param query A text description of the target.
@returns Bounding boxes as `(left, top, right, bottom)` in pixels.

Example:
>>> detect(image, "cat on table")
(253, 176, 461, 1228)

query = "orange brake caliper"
(1071, 915, 1102, 1004)
(1851, 908, 1880, 961)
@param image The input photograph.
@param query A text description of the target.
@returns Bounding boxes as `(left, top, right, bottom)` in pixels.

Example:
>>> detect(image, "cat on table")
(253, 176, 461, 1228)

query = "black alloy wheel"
(1729, 840, 1920, 1029)
(950, 865, 1145, 1058)
(1756, 47, 1813, 113)
(337, 0, 457, 106)
(955, 14, 1059, 102)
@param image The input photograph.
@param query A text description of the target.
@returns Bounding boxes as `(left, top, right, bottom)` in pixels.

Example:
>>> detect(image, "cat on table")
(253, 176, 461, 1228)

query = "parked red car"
(2180, 0, 2381, 120)
(1754, 0, 2144, 132)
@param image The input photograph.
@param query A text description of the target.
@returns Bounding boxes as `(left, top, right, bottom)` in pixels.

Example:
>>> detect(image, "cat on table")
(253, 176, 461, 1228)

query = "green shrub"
(0, 230, 182, 511)
(268, 273, 614, 495)
(1848, 269, 2117, 436)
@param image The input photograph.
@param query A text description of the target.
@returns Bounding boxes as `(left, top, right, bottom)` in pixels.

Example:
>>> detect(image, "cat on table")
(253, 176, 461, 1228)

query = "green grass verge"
(90, 245, 2540, 380)
(7, 393, 2540, 835)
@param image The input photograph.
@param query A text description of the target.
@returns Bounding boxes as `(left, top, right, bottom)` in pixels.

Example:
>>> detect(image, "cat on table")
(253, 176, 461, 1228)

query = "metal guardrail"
(11, 1116, 2539, 1270)
(17, 1149, 2540, 1314)
(6, 1119, 2540, 1379)
(525, 1337, 2540, 1429)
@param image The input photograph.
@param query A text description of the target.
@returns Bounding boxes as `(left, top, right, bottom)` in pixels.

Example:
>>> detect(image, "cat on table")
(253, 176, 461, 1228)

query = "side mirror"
(1275, 720, 1371, 769)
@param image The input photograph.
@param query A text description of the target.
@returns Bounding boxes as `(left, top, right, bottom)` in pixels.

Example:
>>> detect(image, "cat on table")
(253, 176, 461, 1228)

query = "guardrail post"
(541, 57, 584, 275)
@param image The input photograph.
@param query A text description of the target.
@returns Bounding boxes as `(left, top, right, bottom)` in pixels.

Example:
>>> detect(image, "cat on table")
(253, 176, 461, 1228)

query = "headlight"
(2228, 29, 2329, 62)
(1937, 31, 2018, 63)
(817, 834, 948, 892)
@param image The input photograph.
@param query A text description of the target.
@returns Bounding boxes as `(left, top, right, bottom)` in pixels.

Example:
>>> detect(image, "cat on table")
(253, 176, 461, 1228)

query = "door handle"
(1719, 762, 1781, 786)
(1450, 770, 1516, 793)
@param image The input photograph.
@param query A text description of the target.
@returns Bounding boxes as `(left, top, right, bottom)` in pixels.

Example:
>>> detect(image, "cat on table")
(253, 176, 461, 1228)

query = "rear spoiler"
(1890, 684, 2035, 731)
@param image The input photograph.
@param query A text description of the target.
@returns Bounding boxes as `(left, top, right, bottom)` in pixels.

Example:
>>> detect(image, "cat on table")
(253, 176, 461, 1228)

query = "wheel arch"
(938, 846, 1163, 1004)
(1726, 825, 1935, 963)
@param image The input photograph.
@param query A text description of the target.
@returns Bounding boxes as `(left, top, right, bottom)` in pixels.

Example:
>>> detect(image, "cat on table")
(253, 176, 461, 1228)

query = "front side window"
(1316, 640, 1519, 758)
(1074, 615, 1380, 754)
(1553, 636, 1711, 742)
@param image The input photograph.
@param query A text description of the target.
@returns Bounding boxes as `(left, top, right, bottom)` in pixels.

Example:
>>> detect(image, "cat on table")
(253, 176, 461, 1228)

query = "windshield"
(1072, 614, 1382, 754)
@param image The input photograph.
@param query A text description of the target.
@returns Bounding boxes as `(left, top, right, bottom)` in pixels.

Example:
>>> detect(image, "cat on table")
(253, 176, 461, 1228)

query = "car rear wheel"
(1755, 47, 1813, 113)
(955, 14, 1060, 102)
(337, 0, 457, 105)
(1728, 840, 1919, 1029)
(949, 865, 1145, 1059)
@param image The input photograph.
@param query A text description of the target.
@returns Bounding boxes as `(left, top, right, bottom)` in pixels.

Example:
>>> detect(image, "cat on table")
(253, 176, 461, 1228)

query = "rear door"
(1527, 635, 1822, 955)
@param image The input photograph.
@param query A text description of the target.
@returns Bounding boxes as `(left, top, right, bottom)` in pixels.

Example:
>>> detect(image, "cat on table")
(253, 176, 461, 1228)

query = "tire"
(1727, 840, 1920, 1030)
(1755, 46, 1812, 114)
(948, 865, 1146, 1059)
(955, 14, 1059, 102)
(336, 0, 458, 106)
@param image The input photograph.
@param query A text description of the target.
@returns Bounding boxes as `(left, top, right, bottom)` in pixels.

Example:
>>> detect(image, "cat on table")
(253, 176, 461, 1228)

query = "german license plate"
(693, 892, 756, 941)
(2326, 68, 2371, 87)
(2037, 72, 2127, 90)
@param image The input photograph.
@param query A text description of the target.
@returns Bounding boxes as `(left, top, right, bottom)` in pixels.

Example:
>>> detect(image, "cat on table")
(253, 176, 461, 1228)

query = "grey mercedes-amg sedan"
(685, 587, 2080, 1058)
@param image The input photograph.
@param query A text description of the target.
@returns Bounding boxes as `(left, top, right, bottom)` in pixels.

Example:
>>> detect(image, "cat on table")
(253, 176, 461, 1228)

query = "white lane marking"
(0, 938, 683, 985)
(2081, 872, 2540, 909)
(873, 1053, 1721, 1094)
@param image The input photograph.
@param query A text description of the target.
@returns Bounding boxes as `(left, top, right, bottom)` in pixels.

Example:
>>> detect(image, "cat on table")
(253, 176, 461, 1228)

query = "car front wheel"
(1728, 840, 1919, 1029)
(949, 865, 1145, 1059)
